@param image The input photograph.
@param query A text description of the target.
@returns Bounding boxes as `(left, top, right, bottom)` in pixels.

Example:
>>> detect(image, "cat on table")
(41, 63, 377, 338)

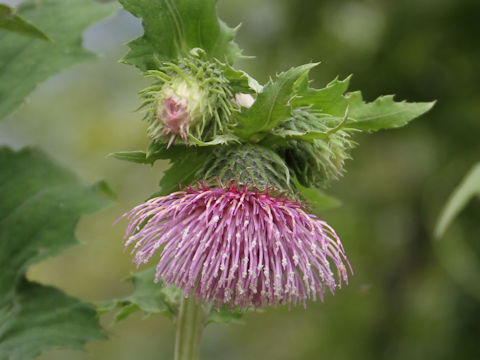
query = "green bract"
(198, 144, 292, 192)
(139, 49, 247, 146)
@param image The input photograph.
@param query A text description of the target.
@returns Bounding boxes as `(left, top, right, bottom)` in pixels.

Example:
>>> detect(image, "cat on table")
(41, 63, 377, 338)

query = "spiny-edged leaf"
(293, 75, 351, 115)
(294, 179, 341, 212)
(0, 146, 113, 360)
(0, 4, 50, 40)
(292, 71, 434, 132)
(98, 268, 182, 322)
(119, 0, 243, 71)
(435, 162, 480, 238)
(158, 147, 210, 195)
(345, 92, 435, 131)
(234, 63, 318, 140)
(0, 0, 117, 120)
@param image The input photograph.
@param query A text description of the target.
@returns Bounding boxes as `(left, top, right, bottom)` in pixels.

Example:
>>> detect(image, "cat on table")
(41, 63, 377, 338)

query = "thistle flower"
(119, 184, 351, 309)
(149, 77, 208, 146)
(139, 48, 239, 146)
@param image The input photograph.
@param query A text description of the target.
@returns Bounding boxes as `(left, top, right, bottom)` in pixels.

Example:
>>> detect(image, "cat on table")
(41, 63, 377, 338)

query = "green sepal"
(119, 0, 244, 71)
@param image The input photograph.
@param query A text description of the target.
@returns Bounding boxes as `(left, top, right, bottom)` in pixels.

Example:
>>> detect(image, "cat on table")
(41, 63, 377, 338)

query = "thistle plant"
(0, 0, 436, 359)
(109, 0, 434, 358)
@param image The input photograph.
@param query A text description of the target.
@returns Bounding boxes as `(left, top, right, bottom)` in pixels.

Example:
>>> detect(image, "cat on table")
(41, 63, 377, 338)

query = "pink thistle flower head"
(119, 184, 351, 309)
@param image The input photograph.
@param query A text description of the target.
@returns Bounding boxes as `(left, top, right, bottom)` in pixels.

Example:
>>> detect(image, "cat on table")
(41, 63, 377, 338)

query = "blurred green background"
(1, 0, 479, 359)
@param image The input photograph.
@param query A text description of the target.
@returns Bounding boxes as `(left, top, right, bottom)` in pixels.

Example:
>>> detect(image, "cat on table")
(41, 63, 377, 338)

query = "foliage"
(99, 268, 247, 325)
(0, 147, 113, 359)
(98, 268, 182, 322)
(0, 0, 117, 120)
(435, 162, 480, 238)
(119, 0, 243, 71)
(0, 4, 49, 40)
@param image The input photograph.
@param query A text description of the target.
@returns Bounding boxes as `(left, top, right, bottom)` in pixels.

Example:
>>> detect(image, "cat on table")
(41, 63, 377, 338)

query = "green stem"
(174, 296, 205, 360)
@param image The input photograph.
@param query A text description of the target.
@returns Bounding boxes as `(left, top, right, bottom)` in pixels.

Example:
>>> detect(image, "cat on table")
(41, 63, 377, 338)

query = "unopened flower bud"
(152, 77, 208, 146)
(139, 49, 238, 146)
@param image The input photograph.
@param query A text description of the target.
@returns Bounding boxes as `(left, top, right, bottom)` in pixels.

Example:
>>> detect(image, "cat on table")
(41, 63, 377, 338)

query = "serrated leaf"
(0, 0, 117, 120)
(292, 71, 434, 132)
(98, 268, 182, 322)
(345, 92, 436, 131)
(119, 0, 243, 71)
(0, 147, 113, 360)
(0, 4, 50, 40)
(293, 75, 351, 115)
(435, 162, 480, 238)
(234, 63, 318, 140)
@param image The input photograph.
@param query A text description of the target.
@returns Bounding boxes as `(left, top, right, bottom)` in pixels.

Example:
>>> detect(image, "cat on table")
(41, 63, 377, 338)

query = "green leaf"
(0, 146, 113, 360)
(190, 134, 240, 146)
(293, 75, 351, 115)
(435, 162, 480, 238)
(292, 71, 434, 132)
(158, 147, 210, 195)
(0, 4, 50, 40)
(345, 92, 435, 131)
(206, 306, 246, 325)
(119, 0, 243, 71)
(98, 268, 182, 322)
(109, 150, 154, 165)
(99, 268, 247, 326)
(0, 0, 118, 120)
(234, 63, 318, 140)
(294, 179, 341, 212)
(224, 65, 262, 93)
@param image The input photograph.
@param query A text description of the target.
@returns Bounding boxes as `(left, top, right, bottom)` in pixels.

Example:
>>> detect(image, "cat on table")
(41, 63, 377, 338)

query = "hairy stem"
(174, 296, 205, 360)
